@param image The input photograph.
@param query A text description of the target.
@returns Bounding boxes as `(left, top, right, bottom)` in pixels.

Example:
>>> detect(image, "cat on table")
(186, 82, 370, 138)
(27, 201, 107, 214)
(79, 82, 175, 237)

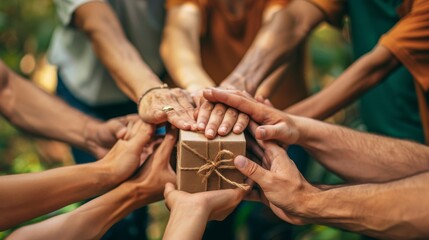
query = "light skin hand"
(203, 88, 300, 145)
(96, 119, 155, 183)
(7, 130, 177, 240)
(234, 142, 319, 225)
(163, 182, 248, 240)
(138, 88, 197, 131)
(84, 114, 140, 158)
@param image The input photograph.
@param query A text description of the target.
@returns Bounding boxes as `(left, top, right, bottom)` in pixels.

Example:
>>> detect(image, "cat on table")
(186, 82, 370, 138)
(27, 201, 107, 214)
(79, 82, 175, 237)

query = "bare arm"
(0, 121, 153, 230)
(73, 2, 197, 130)
(8, 129, 176, 240)
(235, 148, 429, 240)
(222, 0, 324, 94)
(73, 1, 160, 102)
(287, 45, 399, 119)
(0, 61, 129, 158)
(161, 3, 215, 92)
(203, 89, 429, 183)
(303, 172, 429, 239)
(295, 116, 429, 183)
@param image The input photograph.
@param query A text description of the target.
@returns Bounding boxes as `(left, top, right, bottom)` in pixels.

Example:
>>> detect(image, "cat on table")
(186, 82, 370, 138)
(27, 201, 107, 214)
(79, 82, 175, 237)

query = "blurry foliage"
(0, 1, 363, 240)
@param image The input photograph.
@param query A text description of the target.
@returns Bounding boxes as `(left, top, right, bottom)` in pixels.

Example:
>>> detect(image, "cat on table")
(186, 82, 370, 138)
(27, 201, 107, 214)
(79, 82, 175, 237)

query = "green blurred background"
(0, 1, 364, 239)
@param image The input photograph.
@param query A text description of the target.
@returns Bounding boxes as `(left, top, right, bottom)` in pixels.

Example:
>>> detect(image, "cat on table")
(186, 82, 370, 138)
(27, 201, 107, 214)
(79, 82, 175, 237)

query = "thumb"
(256, 123, 295, 145)
(234, 155, 270, 188)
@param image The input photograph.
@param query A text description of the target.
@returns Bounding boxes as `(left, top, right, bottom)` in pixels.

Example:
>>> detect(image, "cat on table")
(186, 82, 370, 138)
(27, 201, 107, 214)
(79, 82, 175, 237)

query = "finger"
(256, 122, 295, 146)
(205, 103, 227, 139)
(263, 142, 292, 173)
(264, 99, 274, 107)
(165, 108, 193, 130)
(175, 90, 198, 130)
(153, 129, 178, 166)
(203, 89, 267, 123)
(129, 122, 155, 149)
(218, 107, 239, 136)
(164, 182, 176, 199)
(140, 108, 168, 125)
(115, 127, 128, 139)
(196, 99, 214, 131)
(233, 112, 249, 134)
(234, 155, 271, 188)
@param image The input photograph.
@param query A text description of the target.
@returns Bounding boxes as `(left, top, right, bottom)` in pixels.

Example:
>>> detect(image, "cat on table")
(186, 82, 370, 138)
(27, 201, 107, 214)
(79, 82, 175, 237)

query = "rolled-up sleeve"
(379, 0, 429, 91)
(304, 0, 347, 27)
(54, 0, 103, 26)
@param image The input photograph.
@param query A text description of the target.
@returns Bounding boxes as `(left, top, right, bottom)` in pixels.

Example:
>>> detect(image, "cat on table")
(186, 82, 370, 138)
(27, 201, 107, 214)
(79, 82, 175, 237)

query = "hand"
(194, 88, 249, 139)
(96, 120, 155, 184)
(234, 142, 319, 225)
(123, 129, 178, 205)
(164, 182, 247, 221)
(203, 88, 301, 145)
(84, 114, 140, 158)
(138, 88, 197, 131)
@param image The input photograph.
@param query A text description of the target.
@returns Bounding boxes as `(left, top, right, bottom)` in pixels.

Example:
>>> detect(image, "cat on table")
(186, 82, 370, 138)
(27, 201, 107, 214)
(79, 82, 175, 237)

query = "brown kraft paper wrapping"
(177, 130, 246, 193)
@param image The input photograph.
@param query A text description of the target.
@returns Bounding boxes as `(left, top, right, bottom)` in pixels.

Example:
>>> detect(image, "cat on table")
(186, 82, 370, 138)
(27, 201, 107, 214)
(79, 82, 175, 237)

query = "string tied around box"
(180, 141, 248, 190)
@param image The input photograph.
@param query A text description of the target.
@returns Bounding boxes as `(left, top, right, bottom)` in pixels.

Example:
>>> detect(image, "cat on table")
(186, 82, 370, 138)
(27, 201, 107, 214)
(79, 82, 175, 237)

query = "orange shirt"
(166, 0, 307, 109)
(308, 0, 429, 143)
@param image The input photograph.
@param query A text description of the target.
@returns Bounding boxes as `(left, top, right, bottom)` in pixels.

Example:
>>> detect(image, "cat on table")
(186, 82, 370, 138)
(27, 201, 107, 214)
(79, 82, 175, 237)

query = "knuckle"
(246, 162, 259, 177)
(202, 102, 214, 111)
(227, 108, 238, 118)
(214, 108, 225, 116)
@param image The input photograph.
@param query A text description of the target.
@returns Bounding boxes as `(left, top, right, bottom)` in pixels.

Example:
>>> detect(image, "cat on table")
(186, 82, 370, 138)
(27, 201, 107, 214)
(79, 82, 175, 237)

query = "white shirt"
(48, 0, 165, 106)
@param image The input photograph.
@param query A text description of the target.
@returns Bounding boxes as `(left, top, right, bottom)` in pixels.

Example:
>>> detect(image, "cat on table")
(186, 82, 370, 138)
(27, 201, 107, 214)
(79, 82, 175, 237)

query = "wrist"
(82, 117, 103, 155)
(86, 161, 118, 191)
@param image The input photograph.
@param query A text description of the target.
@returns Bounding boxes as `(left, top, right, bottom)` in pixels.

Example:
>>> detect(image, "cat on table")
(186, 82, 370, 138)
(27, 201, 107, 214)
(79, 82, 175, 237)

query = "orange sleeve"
(267, 0, 290, 7)
(379, 0, 429, 91)
(304, 0, 347, 27)
(166, 0, 198, 9)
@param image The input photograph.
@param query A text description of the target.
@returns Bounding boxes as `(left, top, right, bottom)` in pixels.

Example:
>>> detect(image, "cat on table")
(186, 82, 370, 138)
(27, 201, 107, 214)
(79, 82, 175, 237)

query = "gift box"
(177, 130, 246, 193)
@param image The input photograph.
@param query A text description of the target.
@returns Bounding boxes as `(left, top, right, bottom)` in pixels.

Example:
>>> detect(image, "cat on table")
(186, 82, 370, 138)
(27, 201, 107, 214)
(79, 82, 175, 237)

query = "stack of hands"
(101, 88, 316, 227)
(8, 88, 317, 240)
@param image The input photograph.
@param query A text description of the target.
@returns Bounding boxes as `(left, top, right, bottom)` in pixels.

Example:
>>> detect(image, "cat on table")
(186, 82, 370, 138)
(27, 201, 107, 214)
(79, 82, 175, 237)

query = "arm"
(286, 45, 399, 119)
(8, 129, 176, 240)
(73, 2, 196, 130)
(161, 3, 215, 92)
(221, 0, 324, 94)
(163, 183, 247, 240)
(0, 121, 154, 230)
(235, 147, 429, 240)
(203, 89, 429, 183)
(0, 61, 130, 158)
(295, 116, 429, 183)
(161, 2, 248, 139)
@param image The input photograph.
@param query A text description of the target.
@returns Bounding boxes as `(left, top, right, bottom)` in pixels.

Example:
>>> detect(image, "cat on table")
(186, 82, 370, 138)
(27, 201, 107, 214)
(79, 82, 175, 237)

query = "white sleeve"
(54, 0, 104, 26)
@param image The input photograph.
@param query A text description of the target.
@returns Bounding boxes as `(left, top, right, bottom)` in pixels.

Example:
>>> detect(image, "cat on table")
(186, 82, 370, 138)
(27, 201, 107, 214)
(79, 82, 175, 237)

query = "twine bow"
(181, 142, 247, 190)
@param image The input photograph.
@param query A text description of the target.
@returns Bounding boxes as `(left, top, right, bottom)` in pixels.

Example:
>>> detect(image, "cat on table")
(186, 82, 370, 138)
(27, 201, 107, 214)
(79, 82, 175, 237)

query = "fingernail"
(233, 126, 242, 132)
(258, 127, 266, 138)
(234, 156, 247, 168)
(206, 129, 215, 138)
(198, 122, 205, 130)
(219, 126, 227, 134)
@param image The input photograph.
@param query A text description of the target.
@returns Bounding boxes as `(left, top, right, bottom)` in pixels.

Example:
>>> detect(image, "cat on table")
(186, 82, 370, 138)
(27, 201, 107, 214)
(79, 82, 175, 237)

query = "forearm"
(300, 172, 429, 239)
(294, 116, 429, 182)
(223, 0, 323, 94)
(286, 45, 399, 120)
(8, 183, 146, 240)
(163, 205, 208, 240)
(0, 66, 101, 153)
(75, 2, 161, 102)
(0, 162, 114, 230)
(161, 4, 215, 91)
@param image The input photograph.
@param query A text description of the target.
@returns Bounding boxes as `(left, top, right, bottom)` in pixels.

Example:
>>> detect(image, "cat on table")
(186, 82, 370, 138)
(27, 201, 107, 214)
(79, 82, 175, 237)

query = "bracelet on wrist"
(137, 83, 169, 110)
